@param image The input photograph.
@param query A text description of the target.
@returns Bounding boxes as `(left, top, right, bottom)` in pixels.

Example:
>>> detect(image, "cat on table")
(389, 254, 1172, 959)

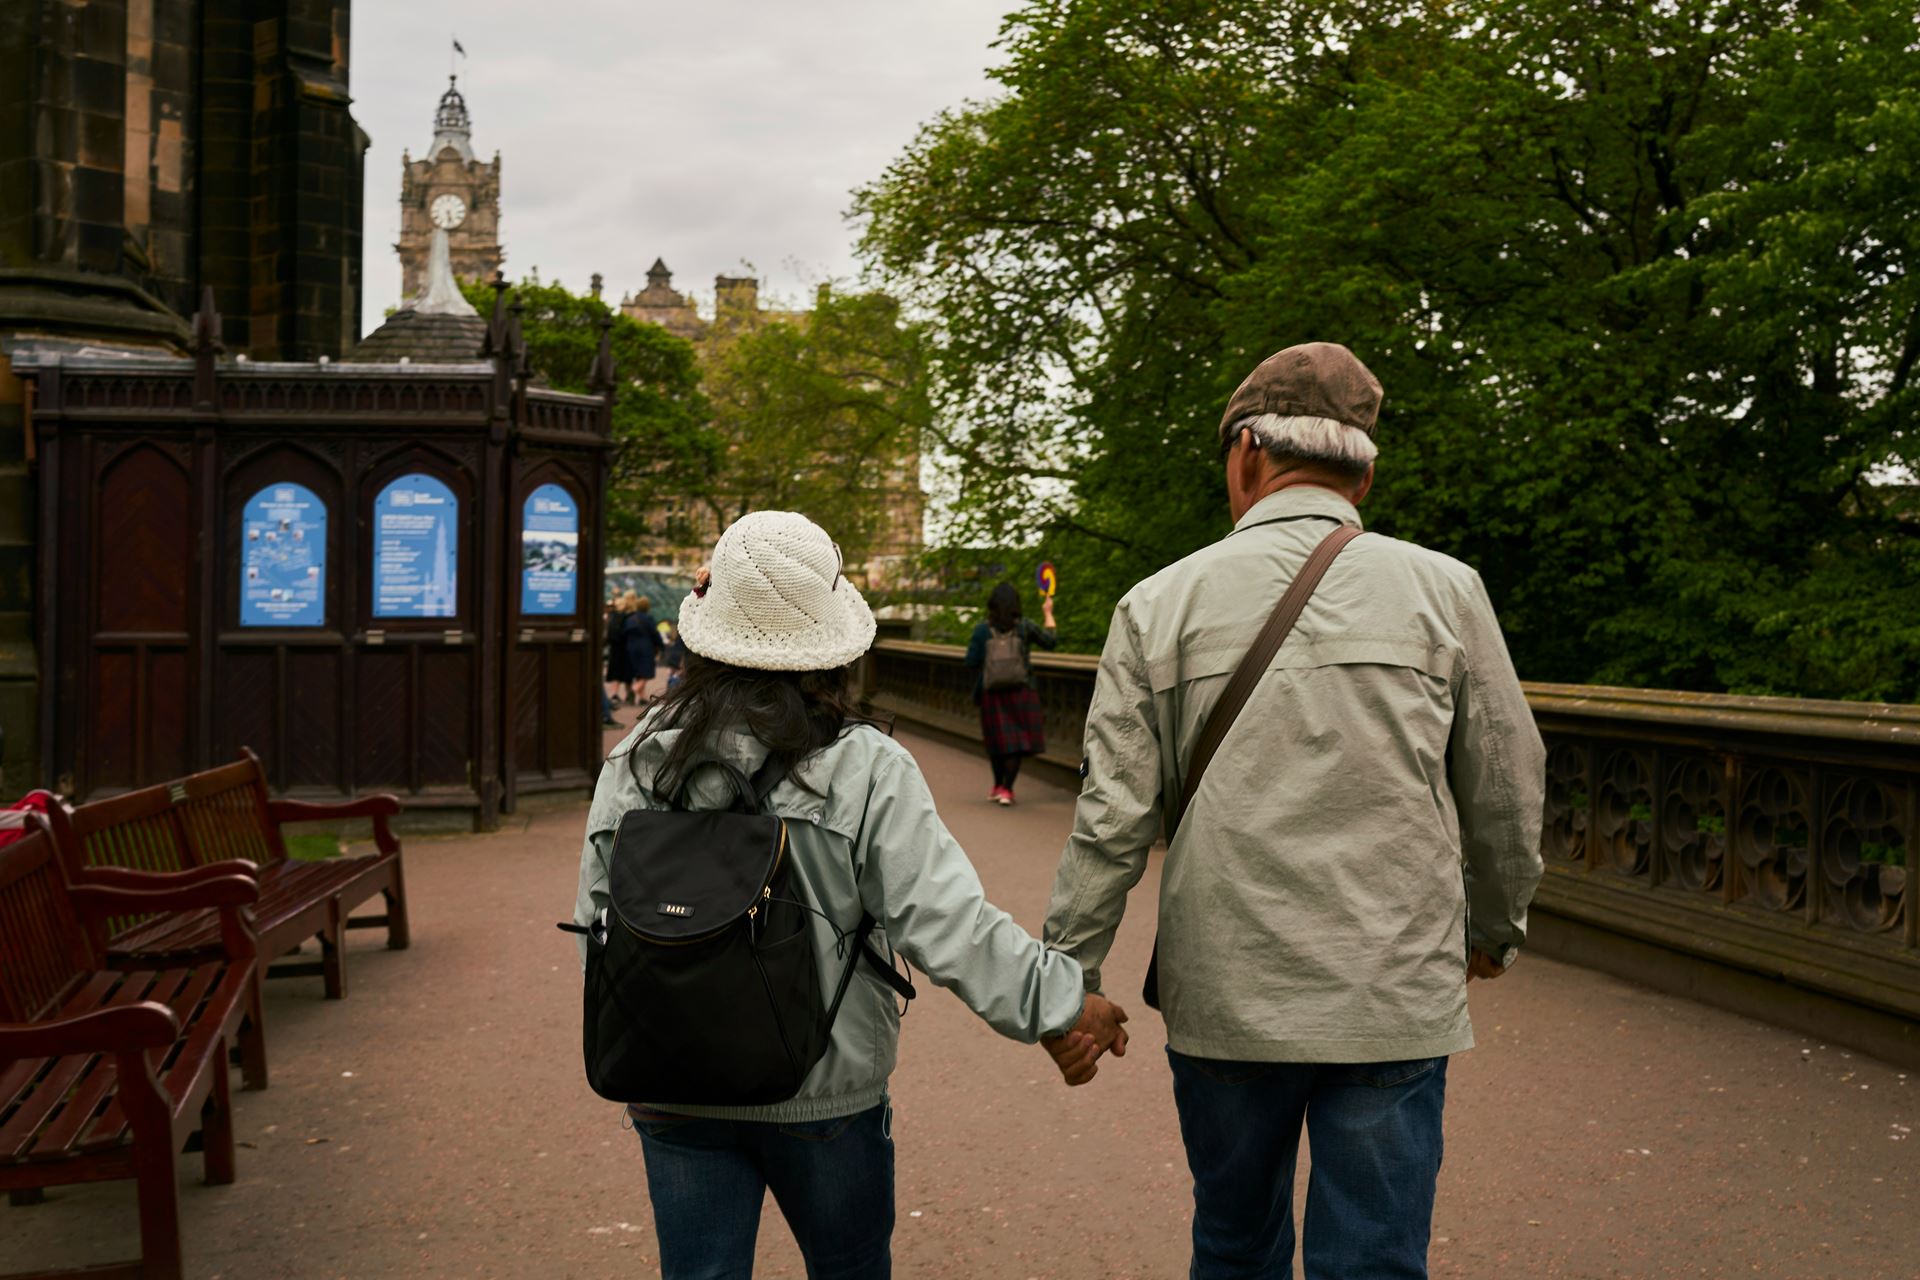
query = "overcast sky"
(351, 0, 1013, 333)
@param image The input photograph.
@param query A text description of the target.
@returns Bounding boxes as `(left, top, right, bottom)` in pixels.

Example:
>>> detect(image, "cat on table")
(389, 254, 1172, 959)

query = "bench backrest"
(0, 818, 95, 1023)
(66, 750, 286, 876)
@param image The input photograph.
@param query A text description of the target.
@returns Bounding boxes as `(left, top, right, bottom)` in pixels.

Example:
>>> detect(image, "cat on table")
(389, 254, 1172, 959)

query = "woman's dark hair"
(987, 582, 1023, 631)
(635, 651, 882, 799)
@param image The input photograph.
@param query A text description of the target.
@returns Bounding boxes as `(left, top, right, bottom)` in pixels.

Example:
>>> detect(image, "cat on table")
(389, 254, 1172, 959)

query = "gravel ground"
(4, 719, 1916, 1279)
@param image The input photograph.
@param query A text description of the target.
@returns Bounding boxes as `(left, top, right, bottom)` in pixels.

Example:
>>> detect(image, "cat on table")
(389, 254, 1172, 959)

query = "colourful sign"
(519, 483, 579, 616)
(372, 473, 459, 619)
(241, 482, 327, 627)
(1036, 561, 1059, 599)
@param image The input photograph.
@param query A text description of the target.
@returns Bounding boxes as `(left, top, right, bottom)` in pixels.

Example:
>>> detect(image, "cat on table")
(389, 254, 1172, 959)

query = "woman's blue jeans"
(1168, 1049, 1448, 1280)
(633, 1101, 894, 1280)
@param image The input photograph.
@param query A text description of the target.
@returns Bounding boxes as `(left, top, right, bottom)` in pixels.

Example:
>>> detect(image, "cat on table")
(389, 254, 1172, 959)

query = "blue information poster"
(520, 483, 580, 616)
(372, 473, 459, 619)
(241, 482, 327, 627)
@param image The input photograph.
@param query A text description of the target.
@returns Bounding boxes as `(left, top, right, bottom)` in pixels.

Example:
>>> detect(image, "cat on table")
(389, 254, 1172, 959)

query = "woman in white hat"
(571, 511, 1128, 1280)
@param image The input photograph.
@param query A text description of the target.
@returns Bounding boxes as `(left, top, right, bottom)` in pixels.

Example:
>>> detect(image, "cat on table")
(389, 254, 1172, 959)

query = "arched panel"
(97, 445, 191, 633)
(519, 480, 581, 618)
(371, 472, 461, 619)
(358, 447, 475, 629)
(222, 441, 347, 632)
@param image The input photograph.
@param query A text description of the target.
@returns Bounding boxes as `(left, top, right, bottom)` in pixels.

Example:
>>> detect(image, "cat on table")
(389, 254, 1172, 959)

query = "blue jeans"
(1168, 1049, 1448, 1280)
(634, 1102, 894, 1280)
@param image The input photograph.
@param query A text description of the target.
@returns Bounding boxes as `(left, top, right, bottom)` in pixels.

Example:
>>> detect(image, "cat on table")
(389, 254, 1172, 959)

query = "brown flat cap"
(1219, 342, 1384, 439)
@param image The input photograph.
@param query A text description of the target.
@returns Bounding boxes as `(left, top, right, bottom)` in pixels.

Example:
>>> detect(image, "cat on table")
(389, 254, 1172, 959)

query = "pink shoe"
(989, 785, 1004, 802)
(996, 788, 1013, 807)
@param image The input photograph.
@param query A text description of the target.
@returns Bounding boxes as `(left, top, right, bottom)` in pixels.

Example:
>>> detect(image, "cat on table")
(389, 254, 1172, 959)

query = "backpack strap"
(748, 755, 786, 811)
(825, 913, 917, 1028)
(1172, 523, 1366, 833)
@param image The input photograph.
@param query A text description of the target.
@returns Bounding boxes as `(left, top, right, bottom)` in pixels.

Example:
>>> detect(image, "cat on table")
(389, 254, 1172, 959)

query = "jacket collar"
(1230, 484, 1365, 536)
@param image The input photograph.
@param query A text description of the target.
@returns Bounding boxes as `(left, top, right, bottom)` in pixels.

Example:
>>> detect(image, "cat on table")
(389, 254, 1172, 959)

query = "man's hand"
(1467, 949, 1507, 982)
(1041, 992, 1130, 1086)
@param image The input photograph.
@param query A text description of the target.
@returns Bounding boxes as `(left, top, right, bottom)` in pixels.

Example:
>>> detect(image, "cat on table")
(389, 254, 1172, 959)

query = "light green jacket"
(1043, 486, 1546, 1063)
(574, 719, 1086, 1122)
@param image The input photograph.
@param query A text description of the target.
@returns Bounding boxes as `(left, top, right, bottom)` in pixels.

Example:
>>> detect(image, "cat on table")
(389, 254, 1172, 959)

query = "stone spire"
(414, 225, 478, 317)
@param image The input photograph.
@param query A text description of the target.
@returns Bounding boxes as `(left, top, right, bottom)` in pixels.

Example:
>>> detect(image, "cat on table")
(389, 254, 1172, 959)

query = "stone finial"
(589, 311, 616, 393)
(191, 285, 224, 410)
(590, 272, 604, 301)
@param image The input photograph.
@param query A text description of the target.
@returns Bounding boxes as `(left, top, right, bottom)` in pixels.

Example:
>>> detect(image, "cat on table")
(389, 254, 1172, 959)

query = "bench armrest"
(69, 876, 262, 965)
(0, 1001, 179, 1058)
(76, 860, 261, 890)
(68, 875, 260, 915)
(269, 794, 402, 856)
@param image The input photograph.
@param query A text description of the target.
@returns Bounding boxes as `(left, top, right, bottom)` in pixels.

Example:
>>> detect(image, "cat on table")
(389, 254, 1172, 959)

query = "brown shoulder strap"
(1173, 523, 1364, 832)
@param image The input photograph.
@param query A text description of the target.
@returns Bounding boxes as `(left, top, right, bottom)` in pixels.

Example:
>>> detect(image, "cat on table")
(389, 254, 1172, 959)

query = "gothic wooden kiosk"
(17, 280, 614, 828)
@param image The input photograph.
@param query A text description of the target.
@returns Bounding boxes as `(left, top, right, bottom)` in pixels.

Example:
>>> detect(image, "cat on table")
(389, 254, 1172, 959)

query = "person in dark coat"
(625, 594, 664, 702)
(964, 581, 1058, 806)
(604, 598, 634, 707)
(661, 622, 689, 691)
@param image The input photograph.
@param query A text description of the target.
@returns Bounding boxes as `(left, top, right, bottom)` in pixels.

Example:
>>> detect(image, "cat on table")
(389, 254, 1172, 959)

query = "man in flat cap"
(1044, 342, 1545, 1278)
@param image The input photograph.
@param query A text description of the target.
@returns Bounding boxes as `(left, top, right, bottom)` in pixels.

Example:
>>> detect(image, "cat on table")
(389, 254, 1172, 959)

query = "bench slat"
(0, 971, 172, 1159)
(108, 851, 395, 962)
(86, 964, 235, 1153)
(24, 970, 194, 1159)
(0, 973, 116, 1120)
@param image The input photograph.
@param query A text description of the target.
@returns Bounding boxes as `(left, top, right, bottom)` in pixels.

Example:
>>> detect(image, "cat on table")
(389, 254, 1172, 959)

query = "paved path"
(5, 724, 1917, 1278)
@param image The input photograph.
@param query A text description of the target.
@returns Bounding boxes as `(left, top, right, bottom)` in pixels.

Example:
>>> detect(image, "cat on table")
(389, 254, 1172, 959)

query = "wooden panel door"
(502, 458, 598, 808)
(82, 442, 197, 795)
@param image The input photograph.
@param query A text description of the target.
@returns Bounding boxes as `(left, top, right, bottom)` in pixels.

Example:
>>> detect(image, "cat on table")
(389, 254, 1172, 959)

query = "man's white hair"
(1233, 413, 1378, 475)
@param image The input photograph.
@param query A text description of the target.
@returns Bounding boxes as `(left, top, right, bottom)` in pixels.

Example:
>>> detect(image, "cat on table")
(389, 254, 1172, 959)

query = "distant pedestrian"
(1043, 341, 1546, 1278)
(604, 597, 634, 708)
(624, 593, 663, 703)
(964, 582, 1057, 806)
(660, 622, 688, 691)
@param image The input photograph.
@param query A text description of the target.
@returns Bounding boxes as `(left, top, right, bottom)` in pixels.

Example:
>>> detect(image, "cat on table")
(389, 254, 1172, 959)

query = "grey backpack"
(982, 626, 1027, 690)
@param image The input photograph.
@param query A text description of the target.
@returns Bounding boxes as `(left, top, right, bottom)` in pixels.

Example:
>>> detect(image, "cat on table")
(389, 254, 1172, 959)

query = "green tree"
(700, 287, 932, 567)
(856, 0, 1920, 698)
(463, 277, 720, 555)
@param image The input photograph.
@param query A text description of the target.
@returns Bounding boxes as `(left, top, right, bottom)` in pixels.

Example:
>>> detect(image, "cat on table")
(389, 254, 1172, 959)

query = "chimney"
(714, 275, 759, 319)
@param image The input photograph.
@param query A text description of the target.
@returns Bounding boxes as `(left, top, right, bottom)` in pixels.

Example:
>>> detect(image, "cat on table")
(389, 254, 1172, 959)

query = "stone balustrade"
(866, 639, 1919, 1057)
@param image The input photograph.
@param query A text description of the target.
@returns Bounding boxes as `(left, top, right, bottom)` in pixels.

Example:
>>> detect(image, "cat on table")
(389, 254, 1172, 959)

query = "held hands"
(1041, 992, 1129, 1087)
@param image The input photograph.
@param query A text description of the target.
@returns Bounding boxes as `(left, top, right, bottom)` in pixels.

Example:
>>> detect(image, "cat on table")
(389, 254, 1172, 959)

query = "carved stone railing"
(868, 640, 1919, 1032)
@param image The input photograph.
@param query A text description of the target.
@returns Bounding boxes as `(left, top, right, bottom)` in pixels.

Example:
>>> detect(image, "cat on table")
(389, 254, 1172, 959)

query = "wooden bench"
(46, 749, 411, 1001)
(0, 812, 261, 1280)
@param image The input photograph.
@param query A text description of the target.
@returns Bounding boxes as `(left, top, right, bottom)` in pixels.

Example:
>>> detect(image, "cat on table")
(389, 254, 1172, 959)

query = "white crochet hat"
(677, 511, 877, 672)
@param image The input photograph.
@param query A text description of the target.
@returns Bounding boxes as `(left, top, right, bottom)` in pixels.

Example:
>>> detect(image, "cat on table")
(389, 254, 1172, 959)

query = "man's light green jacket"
(1044, 486, 1546, 1063)
(575, 720, 1086, 1122)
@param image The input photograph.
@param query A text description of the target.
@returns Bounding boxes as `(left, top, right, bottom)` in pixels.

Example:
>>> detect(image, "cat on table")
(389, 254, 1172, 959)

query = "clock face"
(430, 193, 467, 230)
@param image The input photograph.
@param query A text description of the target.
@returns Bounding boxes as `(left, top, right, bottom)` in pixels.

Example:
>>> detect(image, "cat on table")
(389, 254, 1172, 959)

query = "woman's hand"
(1041, 595, 1057, 630)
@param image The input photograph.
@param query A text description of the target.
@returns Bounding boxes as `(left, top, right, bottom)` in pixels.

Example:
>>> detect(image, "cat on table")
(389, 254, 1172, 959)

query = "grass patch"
(285, 833, 343, 861)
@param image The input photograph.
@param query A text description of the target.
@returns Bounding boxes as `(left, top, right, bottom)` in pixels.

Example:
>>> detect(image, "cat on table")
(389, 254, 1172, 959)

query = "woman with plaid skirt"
(965, 582, 1059, 805)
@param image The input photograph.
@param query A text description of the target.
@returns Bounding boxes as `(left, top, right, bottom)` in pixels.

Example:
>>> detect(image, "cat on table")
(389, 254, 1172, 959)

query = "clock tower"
(396, 76, 503, 301)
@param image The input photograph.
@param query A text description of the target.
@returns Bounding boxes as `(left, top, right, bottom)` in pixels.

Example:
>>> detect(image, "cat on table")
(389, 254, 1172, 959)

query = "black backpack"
(560, 758, 914, 1106)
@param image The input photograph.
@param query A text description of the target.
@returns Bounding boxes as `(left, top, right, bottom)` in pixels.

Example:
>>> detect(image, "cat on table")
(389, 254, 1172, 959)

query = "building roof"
(348, 308, 488, 363)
